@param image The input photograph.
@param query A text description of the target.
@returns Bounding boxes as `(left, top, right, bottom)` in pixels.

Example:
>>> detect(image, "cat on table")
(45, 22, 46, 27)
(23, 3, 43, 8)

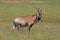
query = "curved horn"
(36, 8, 43, 21)
(36, 8, 42, 15)
(36, 8, 42, 16)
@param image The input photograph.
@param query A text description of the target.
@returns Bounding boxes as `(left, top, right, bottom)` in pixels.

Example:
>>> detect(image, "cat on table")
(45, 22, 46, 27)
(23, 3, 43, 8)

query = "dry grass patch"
(1, 0, 30, 3)
(1, 0, 50, 4)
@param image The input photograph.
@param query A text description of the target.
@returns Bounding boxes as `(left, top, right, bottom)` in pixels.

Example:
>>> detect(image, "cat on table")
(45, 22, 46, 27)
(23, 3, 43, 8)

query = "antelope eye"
(37, 17, 41, 20)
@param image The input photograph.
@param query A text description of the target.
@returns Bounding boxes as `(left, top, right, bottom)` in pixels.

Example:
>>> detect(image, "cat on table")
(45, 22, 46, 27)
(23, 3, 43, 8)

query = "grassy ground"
(0, 0, 60, 40)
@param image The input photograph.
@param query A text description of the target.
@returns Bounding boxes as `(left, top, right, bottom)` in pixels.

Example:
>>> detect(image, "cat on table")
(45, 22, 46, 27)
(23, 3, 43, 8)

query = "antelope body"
(11, 9, 43, 32)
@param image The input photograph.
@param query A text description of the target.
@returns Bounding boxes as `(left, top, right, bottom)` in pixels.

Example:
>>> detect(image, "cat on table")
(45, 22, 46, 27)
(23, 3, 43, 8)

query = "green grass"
(0, 22, 60, 40)
(32, 0, 60, 2)
(0, 0, 60, 40)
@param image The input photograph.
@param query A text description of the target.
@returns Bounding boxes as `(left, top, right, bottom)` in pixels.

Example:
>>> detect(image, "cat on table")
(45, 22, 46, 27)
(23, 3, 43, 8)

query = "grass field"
(0, 0, 60, 40)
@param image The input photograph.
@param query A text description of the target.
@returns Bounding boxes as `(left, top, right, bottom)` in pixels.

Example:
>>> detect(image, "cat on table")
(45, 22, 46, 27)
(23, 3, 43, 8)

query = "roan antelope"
(11, 8, 43, 32)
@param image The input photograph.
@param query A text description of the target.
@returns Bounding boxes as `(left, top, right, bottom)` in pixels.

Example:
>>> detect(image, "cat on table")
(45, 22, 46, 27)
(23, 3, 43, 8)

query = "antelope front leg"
(28, 24, 33, 32)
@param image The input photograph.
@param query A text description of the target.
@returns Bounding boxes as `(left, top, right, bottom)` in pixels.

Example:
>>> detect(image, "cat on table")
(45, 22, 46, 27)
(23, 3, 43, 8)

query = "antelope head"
(36, 8, 43, 21)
